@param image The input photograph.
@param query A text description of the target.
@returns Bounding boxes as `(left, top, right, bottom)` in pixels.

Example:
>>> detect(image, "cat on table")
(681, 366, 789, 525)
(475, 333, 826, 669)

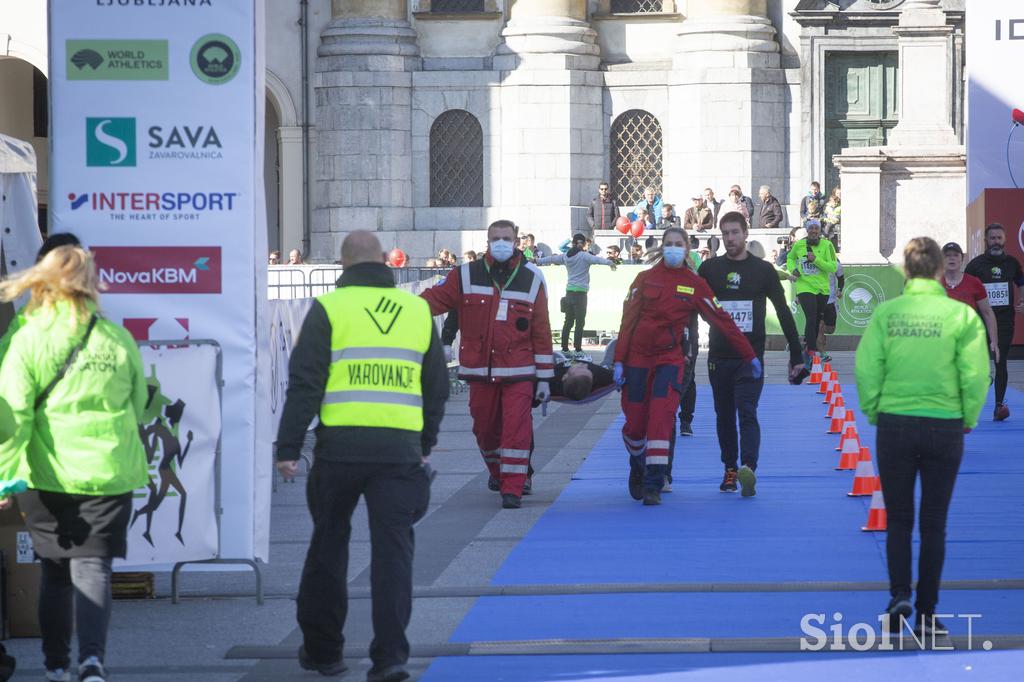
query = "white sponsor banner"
(967, 2, 1024, 203)
(120, 343, 220, 566)
(49, 0, 269, 564)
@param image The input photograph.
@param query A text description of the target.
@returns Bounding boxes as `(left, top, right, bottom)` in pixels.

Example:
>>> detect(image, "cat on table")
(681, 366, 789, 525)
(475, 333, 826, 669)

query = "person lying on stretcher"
(535, 342, 619, 406)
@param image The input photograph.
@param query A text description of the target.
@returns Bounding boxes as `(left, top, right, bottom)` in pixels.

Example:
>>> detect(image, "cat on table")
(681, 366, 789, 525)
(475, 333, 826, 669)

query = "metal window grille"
(610, 110, 663, 208)
(610, 0, 663, 13)
(430, 110, 484, 208)
(431, 0, 485, 12)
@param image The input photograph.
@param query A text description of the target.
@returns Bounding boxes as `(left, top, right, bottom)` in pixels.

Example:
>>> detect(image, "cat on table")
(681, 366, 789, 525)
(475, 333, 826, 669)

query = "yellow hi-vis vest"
(318, 286, 432, 431)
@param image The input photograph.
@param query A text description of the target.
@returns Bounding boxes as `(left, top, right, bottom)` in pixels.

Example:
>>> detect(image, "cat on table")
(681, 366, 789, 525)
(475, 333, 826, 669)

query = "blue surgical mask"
(663, 246, 686, 267)
(490, 240, 514, 263)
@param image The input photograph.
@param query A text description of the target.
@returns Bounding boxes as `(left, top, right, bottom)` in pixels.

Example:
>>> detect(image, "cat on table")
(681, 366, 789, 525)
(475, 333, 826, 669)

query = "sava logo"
(148, 125, 223, 160)
(87, 117, 224, 164)
(92, 246, 221, 294)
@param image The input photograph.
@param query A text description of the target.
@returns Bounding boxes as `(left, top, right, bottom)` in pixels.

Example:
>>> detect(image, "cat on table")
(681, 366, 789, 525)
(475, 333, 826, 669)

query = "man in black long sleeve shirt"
(275, 231, 448, 680)
(698, 210, 805, 497)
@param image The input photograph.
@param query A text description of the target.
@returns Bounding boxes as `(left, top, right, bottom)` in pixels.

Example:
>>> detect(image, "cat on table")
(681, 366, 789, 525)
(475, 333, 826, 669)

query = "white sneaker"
(78, 656, 106, 682)
(45, 669, 70, 682)
(661, 479, 673, 493)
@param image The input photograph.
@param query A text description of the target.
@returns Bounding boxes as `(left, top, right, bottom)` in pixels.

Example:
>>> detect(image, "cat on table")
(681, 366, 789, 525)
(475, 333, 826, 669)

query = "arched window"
(611, 0, 663, 13)
(430, 110, 483, 208)
(610, 109, 663, 208)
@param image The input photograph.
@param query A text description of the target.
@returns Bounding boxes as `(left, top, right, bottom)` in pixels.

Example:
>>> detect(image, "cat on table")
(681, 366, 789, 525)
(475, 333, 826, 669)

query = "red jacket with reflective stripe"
(614, 261, 756, 368)
(421, 252, 555, 383)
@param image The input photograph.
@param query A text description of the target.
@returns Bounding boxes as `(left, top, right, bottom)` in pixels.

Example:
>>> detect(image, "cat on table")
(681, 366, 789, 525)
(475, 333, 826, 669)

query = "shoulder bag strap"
(34, 313, 99, 410)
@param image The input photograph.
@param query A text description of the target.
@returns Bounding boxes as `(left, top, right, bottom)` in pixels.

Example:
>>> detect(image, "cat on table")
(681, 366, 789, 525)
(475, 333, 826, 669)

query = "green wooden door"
(824, 52, 899, 195)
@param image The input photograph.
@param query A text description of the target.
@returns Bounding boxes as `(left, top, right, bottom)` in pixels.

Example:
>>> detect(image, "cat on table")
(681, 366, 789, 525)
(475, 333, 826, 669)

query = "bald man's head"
(341, 231, 385, 268)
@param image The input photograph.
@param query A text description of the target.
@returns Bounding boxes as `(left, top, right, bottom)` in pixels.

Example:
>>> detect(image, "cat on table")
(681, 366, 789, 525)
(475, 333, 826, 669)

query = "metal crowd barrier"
(268, 266, 451, 299)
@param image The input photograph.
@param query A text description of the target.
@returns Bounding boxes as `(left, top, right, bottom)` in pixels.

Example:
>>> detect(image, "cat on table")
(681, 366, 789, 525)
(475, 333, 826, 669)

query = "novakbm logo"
(93, 247, 222, 295)
(87, 118, 137, 167)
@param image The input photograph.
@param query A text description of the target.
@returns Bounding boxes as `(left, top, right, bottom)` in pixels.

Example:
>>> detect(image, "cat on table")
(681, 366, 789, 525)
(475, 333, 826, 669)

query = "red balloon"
(615, 216, 631, 234)
(630, 220, 645, 238)
(388, 248, 407, 267)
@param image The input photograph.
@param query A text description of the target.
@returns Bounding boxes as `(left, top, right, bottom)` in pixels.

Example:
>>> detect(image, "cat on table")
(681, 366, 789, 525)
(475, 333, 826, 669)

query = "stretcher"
(539, 382, 619, 416)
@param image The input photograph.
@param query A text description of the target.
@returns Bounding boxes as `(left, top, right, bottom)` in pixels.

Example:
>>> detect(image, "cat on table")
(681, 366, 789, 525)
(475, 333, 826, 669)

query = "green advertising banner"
(537, 263, 907, 337)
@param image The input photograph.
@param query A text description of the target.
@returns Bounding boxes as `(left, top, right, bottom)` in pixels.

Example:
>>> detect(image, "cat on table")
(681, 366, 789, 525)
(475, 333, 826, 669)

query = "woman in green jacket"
(0, 245, 148, 682)
(855, 237, 989, 637)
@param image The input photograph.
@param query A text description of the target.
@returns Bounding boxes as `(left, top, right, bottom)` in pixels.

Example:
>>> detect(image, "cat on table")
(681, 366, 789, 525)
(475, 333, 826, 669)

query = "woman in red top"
(613, 227, 757, 505)
(942, 242, 1000, 362)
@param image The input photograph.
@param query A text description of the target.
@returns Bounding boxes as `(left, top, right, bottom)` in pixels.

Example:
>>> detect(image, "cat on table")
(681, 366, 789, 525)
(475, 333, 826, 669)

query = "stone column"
(311, 0, 419, 260)
(277, 126, 305, 260)
(493, 0, 603, 245)
(668, 0, 787, 214)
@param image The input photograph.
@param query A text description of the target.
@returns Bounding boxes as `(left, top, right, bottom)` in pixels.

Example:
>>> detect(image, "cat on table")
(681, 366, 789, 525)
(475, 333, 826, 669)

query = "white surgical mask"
(490, 240, 514, 263)
(663, 246, 686, 268)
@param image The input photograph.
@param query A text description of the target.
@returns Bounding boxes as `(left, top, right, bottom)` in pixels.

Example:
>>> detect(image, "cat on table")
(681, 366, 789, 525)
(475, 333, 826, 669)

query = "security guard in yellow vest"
(276, 231, 448, 681)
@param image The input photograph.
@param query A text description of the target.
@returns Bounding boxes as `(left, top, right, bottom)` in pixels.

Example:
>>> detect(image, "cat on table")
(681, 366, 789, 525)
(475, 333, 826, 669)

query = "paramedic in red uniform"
(614, 226, 759, 506)
(421, 220, 554, 509)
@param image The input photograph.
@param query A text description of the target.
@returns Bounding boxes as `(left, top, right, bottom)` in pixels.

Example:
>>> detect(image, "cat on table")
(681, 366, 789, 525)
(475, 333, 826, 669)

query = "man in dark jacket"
(276, 231, 448, 682)
(586, 181, 619, 239)
(757, 185, 784, 230)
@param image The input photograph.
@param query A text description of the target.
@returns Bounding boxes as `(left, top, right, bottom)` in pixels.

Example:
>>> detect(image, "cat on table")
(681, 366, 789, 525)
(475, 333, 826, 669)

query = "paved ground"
(4, 351, 1023, 680)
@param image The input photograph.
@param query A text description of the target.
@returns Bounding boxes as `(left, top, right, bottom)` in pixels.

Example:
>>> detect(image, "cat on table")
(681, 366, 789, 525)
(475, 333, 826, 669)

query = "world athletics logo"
(838, 274, 887, 329)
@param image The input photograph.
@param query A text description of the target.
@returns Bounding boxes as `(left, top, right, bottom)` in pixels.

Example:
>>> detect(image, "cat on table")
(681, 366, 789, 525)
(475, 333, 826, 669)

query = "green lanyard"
(484, 259, 522, 291)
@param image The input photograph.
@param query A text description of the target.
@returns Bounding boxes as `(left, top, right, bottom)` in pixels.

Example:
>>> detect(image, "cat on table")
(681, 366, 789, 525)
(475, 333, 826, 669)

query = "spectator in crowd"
(268, 250, 281, 265)
(587, 181, 620, 239)
(657, 204, 682, 230)
(634, 186, 663, 224)
(0, 246, 150, 682)
(800, 181, 825, 223)
(683, 197, 714, 233)
(463, 250, 477, 263)
(522, 234, 538, 261)
(605, 245, 623, 264)
(757, 185, 784, 230)
(730, 185, 756, 218)
(823, 186, 841, 251)
(628, 243, 644, 264)
(703, 187, 722, 224)
(288, 249, 303, 265)
(719, 188, 749, 225)
(638, 209, 656, 231)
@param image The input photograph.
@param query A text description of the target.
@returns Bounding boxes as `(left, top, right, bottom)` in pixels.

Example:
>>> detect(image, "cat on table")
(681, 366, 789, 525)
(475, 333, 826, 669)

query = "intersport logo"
(92, 246, 221, 294)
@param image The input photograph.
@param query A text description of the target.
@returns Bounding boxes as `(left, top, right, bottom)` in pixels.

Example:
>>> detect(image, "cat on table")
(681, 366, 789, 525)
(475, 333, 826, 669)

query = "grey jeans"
(40, 557, 113, 670)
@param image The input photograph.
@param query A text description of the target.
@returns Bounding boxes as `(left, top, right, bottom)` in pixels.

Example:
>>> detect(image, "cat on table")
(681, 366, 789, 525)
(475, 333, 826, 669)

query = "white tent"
(0, 133, 44, 327)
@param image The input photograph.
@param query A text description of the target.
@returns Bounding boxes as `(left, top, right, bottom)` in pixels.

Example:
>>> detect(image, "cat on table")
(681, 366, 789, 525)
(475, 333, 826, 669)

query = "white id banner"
(48, 0, 269, 564)
(120, 343, 220, 566)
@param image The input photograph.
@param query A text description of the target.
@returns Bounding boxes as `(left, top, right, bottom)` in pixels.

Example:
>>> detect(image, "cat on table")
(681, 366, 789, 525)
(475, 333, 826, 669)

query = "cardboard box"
(0, 500, 40, 638)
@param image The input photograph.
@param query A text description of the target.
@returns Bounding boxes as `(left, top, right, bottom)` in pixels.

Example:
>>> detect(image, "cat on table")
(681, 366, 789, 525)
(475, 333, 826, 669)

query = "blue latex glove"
(750, 357, 763, 380)
(613, 362, 625, 386)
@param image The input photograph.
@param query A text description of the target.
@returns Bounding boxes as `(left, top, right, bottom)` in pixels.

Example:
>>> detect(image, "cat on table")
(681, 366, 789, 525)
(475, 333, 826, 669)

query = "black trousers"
(668, 319, 699, 480)
(993, 325, 1013, 405)
(876, 414, 963, 615)
(797, 292, 829, 352)
(561, 291, 588, 352)
(296, 460, 430, 668)
(708, 356, 765, 471)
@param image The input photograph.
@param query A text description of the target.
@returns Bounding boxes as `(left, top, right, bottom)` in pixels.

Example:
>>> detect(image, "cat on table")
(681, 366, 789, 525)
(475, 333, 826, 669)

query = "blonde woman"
(0, 245, 148, 682)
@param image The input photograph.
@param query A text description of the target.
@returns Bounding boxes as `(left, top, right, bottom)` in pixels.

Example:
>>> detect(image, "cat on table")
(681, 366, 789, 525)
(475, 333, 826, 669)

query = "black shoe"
(642, 489, 661, 506)
(522, 477, 533, 495)
(487, 476, 500, 492)
(994, 403, 1010, 422)
(679, 422, 694, 436)
(719, 468, 738, 493)
(298, 646, 347, 677)
(501, 493, 521, 509)
(913, 613, 949, 637)
(77, 657, 106, 682)
(737, 465, 757, 497)
(628, 457, 644, 500)
(883, 595, 913, 633)
(367, 664, 411, 682)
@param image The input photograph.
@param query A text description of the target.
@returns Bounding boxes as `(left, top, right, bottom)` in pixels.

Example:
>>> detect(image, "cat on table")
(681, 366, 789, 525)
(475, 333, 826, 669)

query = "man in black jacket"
(275, 231, 448, 682)
(587, 181, 620, 239)
(757, 185, 784, 230)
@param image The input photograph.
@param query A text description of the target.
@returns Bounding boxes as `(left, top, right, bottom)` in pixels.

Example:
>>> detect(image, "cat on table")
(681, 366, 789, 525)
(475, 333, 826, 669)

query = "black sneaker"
(298, 646, 347, 677)
(679, 422, 694, 436)
(994, 403, 1010, 422)
(642, 489, 661, 506)
(883, 595, 913, 633)
(628, 457, 644, 500)
(737, 465, 757, 497)
(501, 493, 521, 509)
(487, 476, 500, 492)
(914, 613, 949, 637)
(367, 664, 411, 682)
(719, 469, 738, 493)
(522, 477, 533, 495)
(77, 657, 106, 682)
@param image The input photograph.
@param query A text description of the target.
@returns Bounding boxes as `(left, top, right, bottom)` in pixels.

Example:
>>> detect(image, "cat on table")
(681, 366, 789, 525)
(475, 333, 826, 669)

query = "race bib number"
(721, 300, 754, 333)
(801, 259, 819, 276)
(985, 282, 1010, 307)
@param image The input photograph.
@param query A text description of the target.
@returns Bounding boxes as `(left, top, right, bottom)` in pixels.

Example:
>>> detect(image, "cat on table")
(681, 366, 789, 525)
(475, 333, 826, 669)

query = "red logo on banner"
(92, 246, 221, 294)
(123, 317, 190, 347)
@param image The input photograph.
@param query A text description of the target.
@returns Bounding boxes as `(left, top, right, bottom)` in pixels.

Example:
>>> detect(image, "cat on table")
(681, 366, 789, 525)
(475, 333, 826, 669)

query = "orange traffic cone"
(836, 432, 861, 470)
(848, 458, 880, 496)
(817, 371, 831, 394)
(809, 355, 822, 385)
(862, 489, 887, 531)
(826, 394, 846, 419)
(836, 411, 858, 450)
(858, 445, 872, 462)
(828, 414, 845, 434)
(822, 361, 833, 375)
